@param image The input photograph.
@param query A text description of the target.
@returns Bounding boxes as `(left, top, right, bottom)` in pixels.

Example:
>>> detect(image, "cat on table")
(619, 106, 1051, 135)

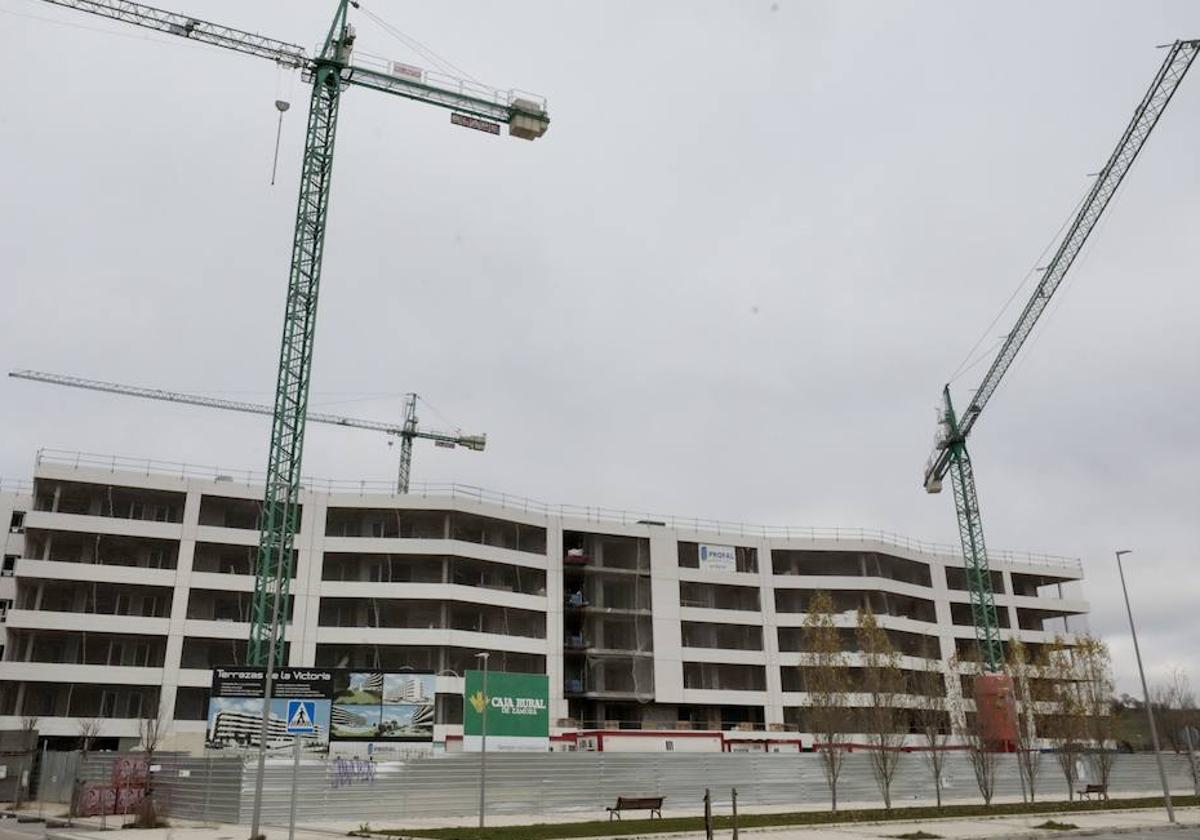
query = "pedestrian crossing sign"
(287, 700, 316, 734)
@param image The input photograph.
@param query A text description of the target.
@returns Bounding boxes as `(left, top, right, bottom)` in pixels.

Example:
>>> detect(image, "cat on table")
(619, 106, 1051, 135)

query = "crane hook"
(270, 100, 291, 186)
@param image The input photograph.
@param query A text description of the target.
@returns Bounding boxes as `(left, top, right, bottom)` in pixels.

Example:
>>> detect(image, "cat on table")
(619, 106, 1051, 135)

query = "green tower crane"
(36, 0, 549, 671)
(922, 39, 1197, 739)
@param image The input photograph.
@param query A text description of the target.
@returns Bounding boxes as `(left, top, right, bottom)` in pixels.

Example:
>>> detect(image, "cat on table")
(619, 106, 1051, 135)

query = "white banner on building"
(698, 543, 737, 573)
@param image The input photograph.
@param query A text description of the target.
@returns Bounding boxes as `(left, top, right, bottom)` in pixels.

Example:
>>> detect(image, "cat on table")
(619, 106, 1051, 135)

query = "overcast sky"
(2, 0, 1198, 696)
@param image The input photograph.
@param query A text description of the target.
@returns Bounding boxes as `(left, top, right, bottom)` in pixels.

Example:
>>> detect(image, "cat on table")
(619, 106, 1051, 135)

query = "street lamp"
(1115, 550, 1174, 823)
(475, 652, 490, 829)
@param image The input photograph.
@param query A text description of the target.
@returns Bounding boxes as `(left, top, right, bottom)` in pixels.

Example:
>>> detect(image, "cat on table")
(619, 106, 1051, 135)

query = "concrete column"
(292, 490, 327, 667)
(649, 531, 682, 705)
(760, 538, 784, 726)
(545, 523, 566, 723)
(930, 558, 963, 725)
(1002, 570, 1019, 637)
(159, 486, 200, 734)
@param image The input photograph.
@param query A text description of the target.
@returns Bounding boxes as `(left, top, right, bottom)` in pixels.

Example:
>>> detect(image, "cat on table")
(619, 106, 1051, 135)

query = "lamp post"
(476, 652, 490, 829)
(1115, 550, 1174, 823)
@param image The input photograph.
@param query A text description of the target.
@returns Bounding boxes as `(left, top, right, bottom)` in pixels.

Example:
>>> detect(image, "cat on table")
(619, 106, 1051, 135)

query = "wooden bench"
(1078, 783, 1107, 800)
(607, 796, 664, 820)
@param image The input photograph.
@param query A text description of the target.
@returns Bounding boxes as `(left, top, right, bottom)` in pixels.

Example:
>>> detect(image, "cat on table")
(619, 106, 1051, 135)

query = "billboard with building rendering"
(206, 667, 434, 751)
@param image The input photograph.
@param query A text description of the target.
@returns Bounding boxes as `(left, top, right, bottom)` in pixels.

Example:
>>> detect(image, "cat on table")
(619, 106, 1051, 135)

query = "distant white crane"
(9, 369, 485, 493)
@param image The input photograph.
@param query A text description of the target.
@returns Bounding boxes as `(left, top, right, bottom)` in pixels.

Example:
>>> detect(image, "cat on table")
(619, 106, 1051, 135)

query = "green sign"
(464, 670, 549, 745)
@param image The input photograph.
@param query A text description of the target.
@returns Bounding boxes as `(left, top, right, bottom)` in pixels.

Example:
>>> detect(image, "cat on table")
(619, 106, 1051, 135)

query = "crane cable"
(416, 394, 466, 436)
(946, 185, 1092, 385)
(985, 167, 1136, 410)
(354, 3, 480, 84)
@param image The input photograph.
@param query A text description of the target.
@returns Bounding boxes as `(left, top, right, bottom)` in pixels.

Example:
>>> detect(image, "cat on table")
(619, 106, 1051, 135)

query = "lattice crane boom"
(925, 39, 1200, 495)
(39, 0, 308, 66)
(8, 369, 485, 484)
(33, 0, 547, 683)
(921, 39, 1198, 674)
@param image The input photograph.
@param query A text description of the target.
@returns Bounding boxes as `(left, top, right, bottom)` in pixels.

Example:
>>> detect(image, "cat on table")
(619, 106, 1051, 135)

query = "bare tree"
(1173, 669, 1200, 793)
(71, 718, 103, 817)
(134, 698, 166, 828)
(856, 606, 906, 809)
(912, 640, 950, 808)
(1007, 638, 1043, 802)
(77, 717, 102, 755)
(950, 654, 999, 806)
(12, 715, 40, 809)
(1155, 667, 1199, 793)
(1075, 635, 1116, 798)
(803, 591, 850, 812)
(1043, 636, 1086, 801)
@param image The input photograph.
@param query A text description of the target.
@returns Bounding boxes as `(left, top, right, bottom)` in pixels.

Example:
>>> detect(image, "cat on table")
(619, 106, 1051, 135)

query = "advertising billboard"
(463, 670, 549, 752)
(206, 667, 435, 752)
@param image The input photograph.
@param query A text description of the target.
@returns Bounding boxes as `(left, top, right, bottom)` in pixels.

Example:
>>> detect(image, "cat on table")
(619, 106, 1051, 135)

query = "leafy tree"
(856, 606, 906, 809)
(1075, 635, 1116, 797)
(803, 591, 850, 811)
(1007, 638, 1043, 802)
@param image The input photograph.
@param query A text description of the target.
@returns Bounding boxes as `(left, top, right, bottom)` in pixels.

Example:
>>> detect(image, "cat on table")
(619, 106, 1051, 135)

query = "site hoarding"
(698, 543, 737, 573)
(206, 667, 435, 752)
(463, 670, 549, 752)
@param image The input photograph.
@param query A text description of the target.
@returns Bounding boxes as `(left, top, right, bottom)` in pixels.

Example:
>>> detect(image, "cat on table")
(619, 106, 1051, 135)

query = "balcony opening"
(186, 589, 292, 623)
(945, 566, 1005, 594)
(198, 495, 287, 530)
(771, 550, 932, 587)
(313, 643, 544, 674)
(19, 580, 173, 617)
(563, 531, 650, 572)
(950, 602, 1012, 629)
(679, 581, 760, 611)
(34, 479, 183, 523)
(682, 662, 766, 692)
(774, 589, 936, 623)
(192, 542, 296, 577)
(681, 621, 763, 651)
(24, 531, 179, 569)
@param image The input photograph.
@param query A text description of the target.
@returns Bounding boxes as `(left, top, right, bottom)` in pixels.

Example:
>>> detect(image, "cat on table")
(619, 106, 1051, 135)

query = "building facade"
(0, 451, 1088, 752)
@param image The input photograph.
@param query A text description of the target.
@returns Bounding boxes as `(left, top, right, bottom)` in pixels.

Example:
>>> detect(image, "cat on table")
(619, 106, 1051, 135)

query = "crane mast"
(254, 0, 352, 674)
(32, 0, 548, 676)
(923, 39, 1198, 675)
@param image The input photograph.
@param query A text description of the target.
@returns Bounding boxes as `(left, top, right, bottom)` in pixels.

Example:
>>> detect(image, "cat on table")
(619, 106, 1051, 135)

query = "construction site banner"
(698, 543, 737, 573)
(463, 670, 549, 752)
(206, 667, 435, 752)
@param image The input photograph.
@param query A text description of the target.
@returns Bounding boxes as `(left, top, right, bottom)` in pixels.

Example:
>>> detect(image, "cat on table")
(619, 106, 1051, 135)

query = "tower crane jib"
(921, 39, 1198, 688)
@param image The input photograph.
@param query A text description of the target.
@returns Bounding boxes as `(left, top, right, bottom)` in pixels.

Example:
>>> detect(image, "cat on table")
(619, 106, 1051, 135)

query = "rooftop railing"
(33, 448, 1082, 573)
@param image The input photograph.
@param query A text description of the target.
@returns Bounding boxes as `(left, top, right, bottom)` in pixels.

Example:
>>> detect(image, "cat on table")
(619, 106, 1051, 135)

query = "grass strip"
(370, 794, 1198, 840)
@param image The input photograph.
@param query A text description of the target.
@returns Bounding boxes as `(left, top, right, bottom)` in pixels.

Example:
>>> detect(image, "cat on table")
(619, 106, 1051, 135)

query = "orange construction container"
(973, 673, 1018, 751)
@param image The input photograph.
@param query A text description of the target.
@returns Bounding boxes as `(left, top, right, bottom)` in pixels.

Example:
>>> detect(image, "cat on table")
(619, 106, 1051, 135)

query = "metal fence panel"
(37, 750, 1199, 826)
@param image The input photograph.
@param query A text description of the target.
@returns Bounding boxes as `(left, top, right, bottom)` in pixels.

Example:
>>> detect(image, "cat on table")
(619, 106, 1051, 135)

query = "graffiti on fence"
(78, 783, 146, 816)
(330, 757, 376, 789)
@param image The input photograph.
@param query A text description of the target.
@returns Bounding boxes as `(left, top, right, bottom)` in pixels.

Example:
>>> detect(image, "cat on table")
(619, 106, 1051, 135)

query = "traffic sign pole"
(283, 698, 315, 840)
(288, 736, 300, 840)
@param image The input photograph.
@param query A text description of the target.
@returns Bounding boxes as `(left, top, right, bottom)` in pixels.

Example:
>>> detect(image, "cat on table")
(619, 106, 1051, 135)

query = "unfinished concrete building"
(0, 451, 1088, 751)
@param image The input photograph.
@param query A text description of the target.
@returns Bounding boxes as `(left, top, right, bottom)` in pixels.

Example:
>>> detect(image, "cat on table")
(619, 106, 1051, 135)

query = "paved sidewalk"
(35, 806, 1200, 840)
(671, 806, 1200, 839)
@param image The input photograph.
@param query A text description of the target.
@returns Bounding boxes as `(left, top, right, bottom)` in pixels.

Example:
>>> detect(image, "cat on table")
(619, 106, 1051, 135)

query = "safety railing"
(33, 448, 1081, 573)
